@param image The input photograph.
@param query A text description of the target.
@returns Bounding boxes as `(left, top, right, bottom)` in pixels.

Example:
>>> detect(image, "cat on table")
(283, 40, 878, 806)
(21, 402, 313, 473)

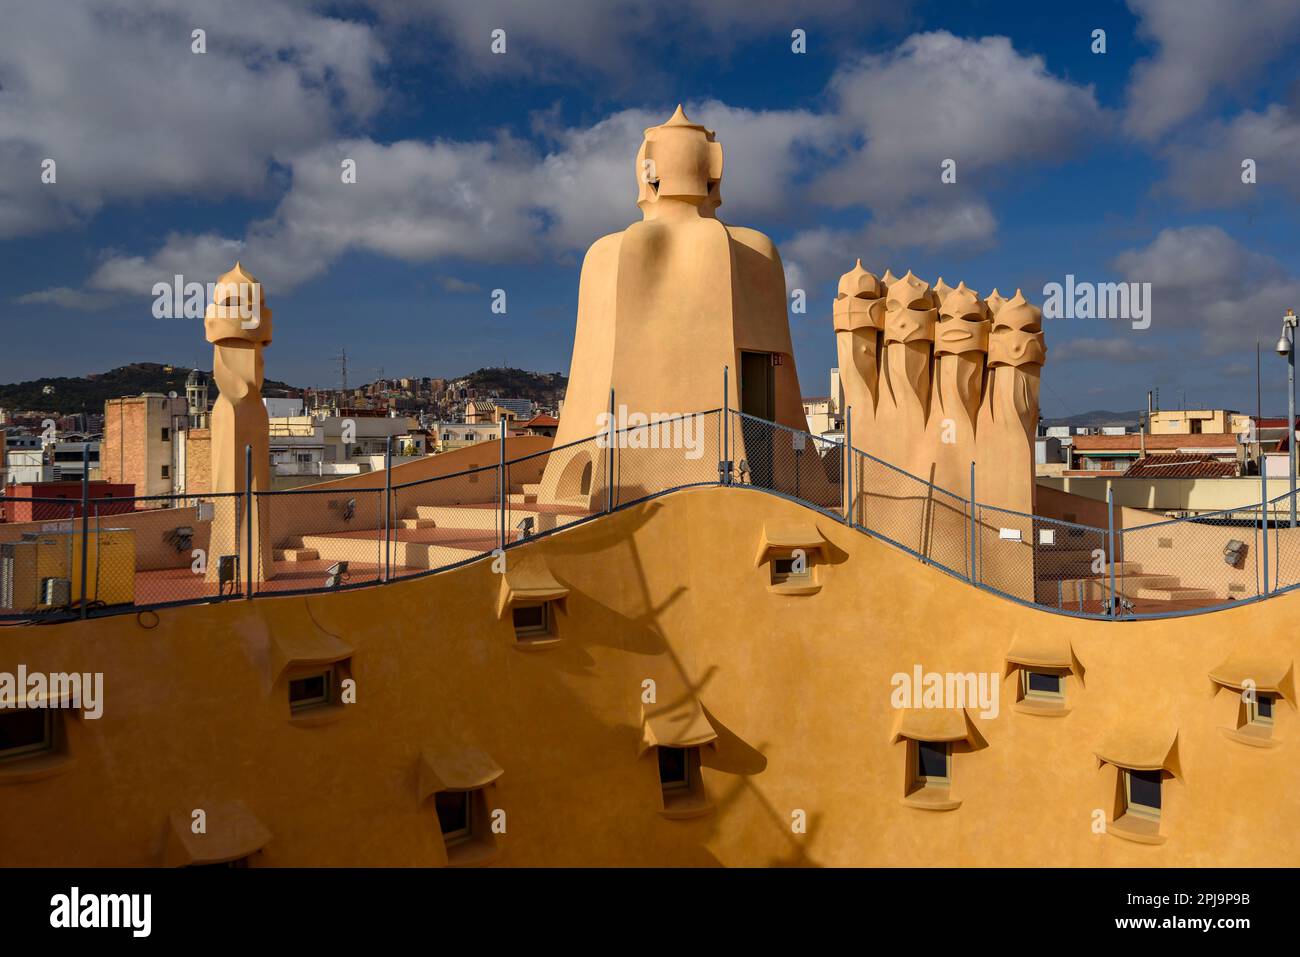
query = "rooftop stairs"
(273, 482, 592, 573)
(1033, 546, 1217, 610)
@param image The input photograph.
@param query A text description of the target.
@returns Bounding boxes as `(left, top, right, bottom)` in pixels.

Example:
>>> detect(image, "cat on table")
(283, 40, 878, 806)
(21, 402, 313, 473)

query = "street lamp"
(1277, 308, 1298, 528)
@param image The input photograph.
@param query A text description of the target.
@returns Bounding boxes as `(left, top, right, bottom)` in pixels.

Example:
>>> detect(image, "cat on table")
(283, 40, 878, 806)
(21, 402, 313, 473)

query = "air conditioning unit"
(217, 554, 239, 589)
(0, 530, 135, 611)
(0, 543, 16, 609)
(41, 577, 72, 607)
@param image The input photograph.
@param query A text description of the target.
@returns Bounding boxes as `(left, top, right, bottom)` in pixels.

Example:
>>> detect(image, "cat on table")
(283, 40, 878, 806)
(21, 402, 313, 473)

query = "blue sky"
(2, 0, 1299, 418)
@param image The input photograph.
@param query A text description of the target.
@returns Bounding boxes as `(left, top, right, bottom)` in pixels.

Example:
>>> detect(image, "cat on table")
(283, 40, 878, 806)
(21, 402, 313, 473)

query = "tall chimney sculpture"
(834, 262, 1045, 594)
(538, 105, 809, 506)
(204, 262, 274, 585)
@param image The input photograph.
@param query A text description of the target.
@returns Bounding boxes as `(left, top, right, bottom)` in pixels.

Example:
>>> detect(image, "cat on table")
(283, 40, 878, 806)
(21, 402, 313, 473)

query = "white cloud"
(865, 199, 997, 251)
(369, 0, 904, 79)
(0, 0, 386, 239)
(1050, 338, 1161, 362)
(1123, 0, 1300, 141)
(13, 286, 115, 311)
(535, 101, 839, 250)
(813, 31, 1104, 210)
(780, 198, 998, 296)
(437, 277, 483, 294)
(1112, 225, 1300, 349)
(1158, 104, 1300, 207)
(17, 28, 1101, 312)
(80, 101, 841, 295)
(87, 234, 248, 297)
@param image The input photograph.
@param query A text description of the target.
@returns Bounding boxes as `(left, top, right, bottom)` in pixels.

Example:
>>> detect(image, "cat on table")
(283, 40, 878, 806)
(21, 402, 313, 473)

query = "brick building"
(0, 480, 135, 522)
(101, 394, 187, 498)
(177, 428, 212, 496)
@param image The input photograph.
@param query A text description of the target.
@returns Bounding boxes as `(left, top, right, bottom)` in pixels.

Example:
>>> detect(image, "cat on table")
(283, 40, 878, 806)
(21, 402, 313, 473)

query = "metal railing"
(3, 403, 1299, 624)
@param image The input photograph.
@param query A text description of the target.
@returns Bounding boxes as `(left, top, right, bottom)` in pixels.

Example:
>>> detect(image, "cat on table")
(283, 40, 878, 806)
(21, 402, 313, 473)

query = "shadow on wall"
(539, 496, 830, 865)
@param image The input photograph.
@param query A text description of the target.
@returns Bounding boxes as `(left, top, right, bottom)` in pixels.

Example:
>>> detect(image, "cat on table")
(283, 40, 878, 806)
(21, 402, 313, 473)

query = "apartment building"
(430, 420, 505, 451)
(50, 439, 100, 480)
(265, 400, 425, 488)
(1149, 408, 1252, 436)
(803, 368, 843, 437)
(1068, 432, 1242, 474)
(465, 397, 534, 424)
(5, 434, 49, 486)
(101, 394, 188, 498)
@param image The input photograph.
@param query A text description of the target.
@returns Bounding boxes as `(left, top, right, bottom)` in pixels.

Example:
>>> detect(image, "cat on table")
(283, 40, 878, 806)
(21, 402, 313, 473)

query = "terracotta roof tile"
(1123, 454, 1240, 478)
(1072, 433, 1239, 451)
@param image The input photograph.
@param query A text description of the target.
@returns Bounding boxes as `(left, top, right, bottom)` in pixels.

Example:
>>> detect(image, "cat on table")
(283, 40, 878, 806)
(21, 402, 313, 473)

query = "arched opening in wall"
(555, 451, 594, 501)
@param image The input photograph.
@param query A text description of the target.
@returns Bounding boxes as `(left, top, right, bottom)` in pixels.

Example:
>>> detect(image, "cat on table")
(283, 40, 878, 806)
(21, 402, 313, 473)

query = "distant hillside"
(1042, 409, 1143, 430)
(0, 363, 301, 415)
(451, 367, 567, 399)
(0, 362, 567, 415)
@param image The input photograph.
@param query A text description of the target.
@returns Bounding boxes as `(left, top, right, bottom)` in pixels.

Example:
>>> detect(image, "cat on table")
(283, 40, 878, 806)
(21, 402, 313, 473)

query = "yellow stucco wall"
(2, 486, 1296, 866)
(1040, 475, 1294, 515)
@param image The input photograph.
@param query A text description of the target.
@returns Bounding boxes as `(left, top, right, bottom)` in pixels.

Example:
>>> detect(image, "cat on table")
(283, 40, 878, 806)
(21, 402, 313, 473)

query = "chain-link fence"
(123, 492, 246, 608)
(0, 497, 84, 621)
(253, 485, 388, 596)
(1118, 501, 1268, 618)
(0, 491, 244, 620)
(731, 411, 843, 517)
(974, 505, 1112, 615)
(504, 433, 607, 550)
(1272, 492, 1300, 594)
(975, 505, 1036, 603)
(612, 410, 722, 510)
(389, 462, 504, 583)
(7, 411, 1300, 623)
(854, 449, 970, 579)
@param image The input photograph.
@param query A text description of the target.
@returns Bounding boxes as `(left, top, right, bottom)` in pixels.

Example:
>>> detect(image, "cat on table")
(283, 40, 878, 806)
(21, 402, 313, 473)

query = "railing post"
(967, 461, 977, 584)
(498, 420, 507, 550)
(722, 366, 730, 486)
(1261, 463, 1270, 595)
(79, 445, 89, 618)
(384, 436, 392, 582)
(1107, 486, 1117, 618)
(245, 444, 254, 600)
(843, 405, 852, 525)
(606, 388, 615, 513)
(1288, 330, 1296, 529)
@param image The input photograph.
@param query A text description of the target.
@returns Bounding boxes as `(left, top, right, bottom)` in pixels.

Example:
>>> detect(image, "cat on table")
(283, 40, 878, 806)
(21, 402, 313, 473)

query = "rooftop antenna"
(1257, 340, 1263, 468)
(1256, 339, 1262, 423)
(334, 348, 348, 393)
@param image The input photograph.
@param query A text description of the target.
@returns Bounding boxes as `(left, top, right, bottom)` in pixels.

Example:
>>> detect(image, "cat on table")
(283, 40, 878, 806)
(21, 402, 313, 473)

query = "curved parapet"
(6, 486, 1300, 867)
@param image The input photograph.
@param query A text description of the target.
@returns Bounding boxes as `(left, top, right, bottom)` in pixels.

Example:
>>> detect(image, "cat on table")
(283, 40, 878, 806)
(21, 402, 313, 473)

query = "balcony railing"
(2, 407, 1298, 624)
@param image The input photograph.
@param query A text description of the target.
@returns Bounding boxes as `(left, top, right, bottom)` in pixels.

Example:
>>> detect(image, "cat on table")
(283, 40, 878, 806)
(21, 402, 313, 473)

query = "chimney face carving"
(835, 263, 1046, 593)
